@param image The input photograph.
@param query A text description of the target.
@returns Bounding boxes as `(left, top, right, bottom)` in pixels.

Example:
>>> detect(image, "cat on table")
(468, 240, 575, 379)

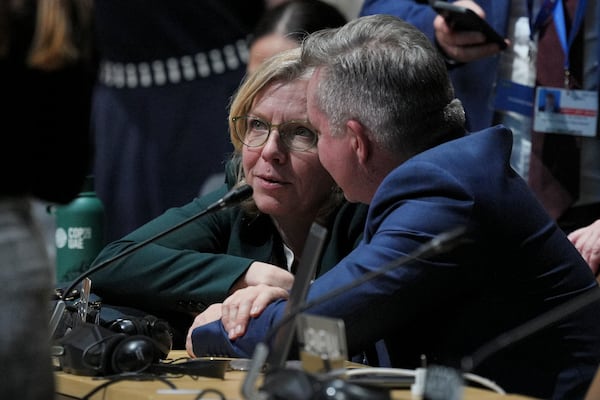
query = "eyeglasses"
(232, 115, 318, 152)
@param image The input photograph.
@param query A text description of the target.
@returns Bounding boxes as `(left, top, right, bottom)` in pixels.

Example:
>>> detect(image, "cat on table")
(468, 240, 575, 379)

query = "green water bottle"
(52, 175, 106, 282)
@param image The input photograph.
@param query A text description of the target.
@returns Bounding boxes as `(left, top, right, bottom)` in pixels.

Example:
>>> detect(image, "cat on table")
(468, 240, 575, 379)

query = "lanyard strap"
(528, 0, 559, 41)
(528, 0, 587, 87)
(553, 0, 587, 78)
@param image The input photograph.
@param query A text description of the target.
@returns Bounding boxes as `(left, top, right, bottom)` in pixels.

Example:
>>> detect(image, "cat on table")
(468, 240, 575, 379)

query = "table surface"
(55, 351, 538, 400)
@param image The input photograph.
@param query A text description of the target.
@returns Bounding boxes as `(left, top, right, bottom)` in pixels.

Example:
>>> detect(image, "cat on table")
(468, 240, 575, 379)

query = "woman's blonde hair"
(228, 47, 312, 151)
(0, 0, 93, 70)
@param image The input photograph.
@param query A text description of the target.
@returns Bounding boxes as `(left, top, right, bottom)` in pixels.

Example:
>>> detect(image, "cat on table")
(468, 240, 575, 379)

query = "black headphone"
(105, 315, 172, 359)
(58, 315, 173, 376)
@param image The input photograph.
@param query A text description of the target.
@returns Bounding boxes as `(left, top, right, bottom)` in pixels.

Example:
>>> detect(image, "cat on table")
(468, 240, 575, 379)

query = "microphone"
(241, 226, 469, 400)
(207, 183, 254, 212)
(58, 184, 253, 304)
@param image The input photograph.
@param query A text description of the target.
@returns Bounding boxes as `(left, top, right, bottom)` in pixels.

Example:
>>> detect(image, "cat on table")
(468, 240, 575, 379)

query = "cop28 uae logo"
(55, 227, 92, 249)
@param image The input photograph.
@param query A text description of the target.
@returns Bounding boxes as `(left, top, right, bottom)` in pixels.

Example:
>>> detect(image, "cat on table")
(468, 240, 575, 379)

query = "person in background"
(247, 0, 347, 75)
(538, 90, 560, 113)
(189, 15, 600, 399)
(90, 48, 368, 349)
(359, 0, 600, 273)
(0, 0, 95, 398)
(569, 218, 600, 275)
(91, 0, 284, 243)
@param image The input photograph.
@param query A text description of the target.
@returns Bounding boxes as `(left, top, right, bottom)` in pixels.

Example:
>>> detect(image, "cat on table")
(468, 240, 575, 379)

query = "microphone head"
(214, 184, 253, 210)
(230, 184, 253, 203)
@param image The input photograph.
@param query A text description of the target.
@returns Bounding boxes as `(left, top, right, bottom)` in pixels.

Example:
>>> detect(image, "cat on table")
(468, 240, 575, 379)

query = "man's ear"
(346, 119, 370, 164)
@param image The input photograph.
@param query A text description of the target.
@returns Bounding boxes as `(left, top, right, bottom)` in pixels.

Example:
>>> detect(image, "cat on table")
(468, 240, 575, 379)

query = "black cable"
(195, 388, 226, 400)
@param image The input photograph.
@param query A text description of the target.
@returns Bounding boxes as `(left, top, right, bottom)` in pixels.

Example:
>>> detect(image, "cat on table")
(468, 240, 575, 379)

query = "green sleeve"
(91, 184, 256, 315)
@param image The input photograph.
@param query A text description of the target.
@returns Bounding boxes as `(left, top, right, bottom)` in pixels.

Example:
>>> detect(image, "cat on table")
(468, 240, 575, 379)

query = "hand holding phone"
(432, 1, 507, 50)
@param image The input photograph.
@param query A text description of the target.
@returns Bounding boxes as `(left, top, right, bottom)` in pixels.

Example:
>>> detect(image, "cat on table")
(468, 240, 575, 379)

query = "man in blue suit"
(189, 15, 600, 399)
(360, 0, 600, 274)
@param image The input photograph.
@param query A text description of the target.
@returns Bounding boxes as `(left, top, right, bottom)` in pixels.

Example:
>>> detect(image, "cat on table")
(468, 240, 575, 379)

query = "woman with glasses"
(89, 48, 368, 349)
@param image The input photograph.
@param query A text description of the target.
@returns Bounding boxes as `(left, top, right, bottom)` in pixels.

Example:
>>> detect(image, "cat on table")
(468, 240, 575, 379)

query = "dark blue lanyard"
(528, 0, 587, 87)
(528, 0, 559, 41)
(553, 0, 587, 86)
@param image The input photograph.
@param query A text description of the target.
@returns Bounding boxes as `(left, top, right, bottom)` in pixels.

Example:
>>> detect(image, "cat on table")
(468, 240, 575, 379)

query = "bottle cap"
(81, 175, 95, 194)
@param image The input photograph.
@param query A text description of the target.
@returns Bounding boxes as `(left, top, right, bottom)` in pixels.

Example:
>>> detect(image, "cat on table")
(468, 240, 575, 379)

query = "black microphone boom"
(59, 184, 253, 302)
(208, 184, 253, 212)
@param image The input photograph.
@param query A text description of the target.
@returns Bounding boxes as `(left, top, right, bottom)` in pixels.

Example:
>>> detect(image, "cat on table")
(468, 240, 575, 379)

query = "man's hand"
(568, 219, 600, 275)
(186, 303, 223, 357)
(186, 262, 294, 356)
(433, 0, 507, 63)
(222, 284, 290, 340)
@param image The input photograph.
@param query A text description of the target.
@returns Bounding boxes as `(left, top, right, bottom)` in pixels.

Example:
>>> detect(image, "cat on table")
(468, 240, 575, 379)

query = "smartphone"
(432, 1, 507, 50)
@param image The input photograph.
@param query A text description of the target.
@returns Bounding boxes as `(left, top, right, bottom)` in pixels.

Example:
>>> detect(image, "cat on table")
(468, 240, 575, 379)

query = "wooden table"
(55, 351, 537, 400)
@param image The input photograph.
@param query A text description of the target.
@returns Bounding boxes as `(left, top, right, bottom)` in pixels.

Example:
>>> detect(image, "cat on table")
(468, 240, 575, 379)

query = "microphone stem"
(60, 184, 252, 302)
(61, 206, 215, 301)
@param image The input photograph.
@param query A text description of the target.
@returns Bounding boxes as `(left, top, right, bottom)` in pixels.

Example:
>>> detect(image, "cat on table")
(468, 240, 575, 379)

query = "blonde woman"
(90, 49, 368, 351)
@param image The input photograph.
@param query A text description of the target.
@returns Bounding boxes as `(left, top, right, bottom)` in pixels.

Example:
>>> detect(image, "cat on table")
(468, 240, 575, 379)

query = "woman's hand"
(568, 219, 600, 275)
(186, 262, 294, 356)
(230, 261, 295, 293)
(185, 303, 223, 357)
(222, 284, 290, 340)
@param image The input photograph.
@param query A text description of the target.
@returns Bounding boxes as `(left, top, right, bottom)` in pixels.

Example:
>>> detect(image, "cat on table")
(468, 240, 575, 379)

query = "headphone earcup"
(104, 314, 173, 370)
(143, 316, 173, 359)
(68, 326, 126, 376)
(110, 335, 158, 374)
(107, 317, 146, 336)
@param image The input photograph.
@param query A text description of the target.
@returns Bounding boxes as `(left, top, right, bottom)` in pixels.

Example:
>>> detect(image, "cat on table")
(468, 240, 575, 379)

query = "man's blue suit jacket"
(192, 126, 600, 399)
